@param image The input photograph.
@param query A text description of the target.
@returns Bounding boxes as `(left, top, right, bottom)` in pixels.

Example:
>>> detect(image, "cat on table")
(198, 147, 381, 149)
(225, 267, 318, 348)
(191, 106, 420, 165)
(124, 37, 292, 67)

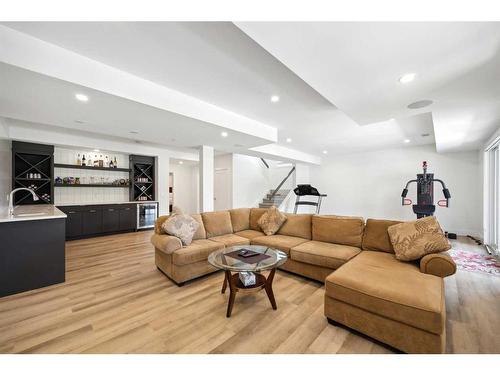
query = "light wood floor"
(0, 231, 498, 354)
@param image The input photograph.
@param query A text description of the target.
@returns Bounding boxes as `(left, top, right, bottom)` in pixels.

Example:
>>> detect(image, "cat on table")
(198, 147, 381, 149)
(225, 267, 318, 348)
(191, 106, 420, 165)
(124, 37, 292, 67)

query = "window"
(486, 141, 500, 250)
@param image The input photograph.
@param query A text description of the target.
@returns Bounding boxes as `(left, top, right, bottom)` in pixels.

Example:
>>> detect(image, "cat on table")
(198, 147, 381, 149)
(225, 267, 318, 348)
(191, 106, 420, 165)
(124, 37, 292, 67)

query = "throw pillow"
(387, 216, 451, 261)
(161, 207, 200, 246)
(258, 206, 287, 236)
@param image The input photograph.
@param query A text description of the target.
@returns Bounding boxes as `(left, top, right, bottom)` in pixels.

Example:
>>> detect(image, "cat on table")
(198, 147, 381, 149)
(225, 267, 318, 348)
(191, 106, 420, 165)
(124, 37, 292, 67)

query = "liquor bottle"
(93, 154, 99, 167)
(113, 156, 118, 168)
(109, 158, 114, 168)
(99, 154, 104, 167)
(87, 155, 92, 166)
(77, 153, 81, 166)
(82, 154, 86, 166)
(105, 155, 109, 168)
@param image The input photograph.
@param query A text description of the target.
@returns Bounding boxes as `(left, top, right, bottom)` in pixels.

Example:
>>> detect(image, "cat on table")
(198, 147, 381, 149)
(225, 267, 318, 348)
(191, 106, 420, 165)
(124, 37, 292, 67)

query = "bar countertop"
(0, 204, 67, 224)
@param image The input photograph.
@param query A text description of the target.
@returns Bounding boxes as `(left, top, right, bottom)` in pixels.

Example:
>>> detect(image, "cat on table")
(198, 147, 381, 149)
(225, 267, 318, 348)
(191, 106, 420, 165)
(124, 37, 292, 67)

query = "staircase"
(259, 189, 290, 208)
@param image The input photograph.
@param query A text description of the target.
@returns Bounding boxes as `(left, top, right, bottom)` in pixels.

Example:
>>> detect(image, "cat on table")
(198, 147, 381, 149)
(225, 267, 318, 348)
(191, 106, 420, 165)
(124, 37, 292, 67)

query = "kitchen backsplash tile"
(54, 148, 130, 205)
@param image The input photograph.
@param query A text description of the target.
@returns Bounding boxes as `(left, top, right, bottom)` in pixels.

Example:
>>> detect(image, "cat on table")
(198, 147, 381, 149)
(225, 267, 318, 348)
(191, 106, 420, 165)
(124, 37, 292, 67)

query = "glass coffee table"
(208, 245, 287, 317)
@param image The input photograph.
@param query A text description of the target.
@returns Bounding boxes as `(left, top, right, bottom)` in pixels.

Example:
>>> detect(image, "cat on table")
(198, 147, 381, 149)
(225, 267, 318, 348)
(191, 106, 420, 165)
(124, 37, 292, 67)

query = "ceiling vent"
(408, 100, 433, 109)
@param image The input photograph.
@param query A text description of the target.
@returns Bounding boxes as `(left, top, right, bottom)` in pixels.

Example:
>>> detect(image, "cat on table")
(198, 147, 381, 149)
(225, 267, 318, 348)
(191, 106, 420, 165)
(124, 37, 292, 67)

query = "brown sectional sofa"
(150, 208, 457, 354)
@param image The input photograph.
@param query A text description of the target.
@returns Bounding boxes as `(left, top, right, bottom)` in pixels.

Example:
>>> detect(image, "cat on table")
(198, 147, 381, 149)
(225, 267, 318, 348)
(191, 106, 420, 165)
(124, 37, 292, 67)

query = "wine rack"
(12, 141, 54, 205)
(130, 155, 155, 202)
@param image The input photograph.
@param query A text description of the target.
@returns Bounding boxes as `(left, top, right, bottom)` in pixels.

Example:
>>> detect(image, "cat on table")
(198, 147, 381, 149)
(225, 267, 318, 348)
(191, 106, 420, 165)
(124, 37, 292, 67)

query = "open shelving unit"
(54, 163, 130, 172)
(54, 184, 130, 188)
(130, 155, 155, 202)
(12, 141, 54, 205)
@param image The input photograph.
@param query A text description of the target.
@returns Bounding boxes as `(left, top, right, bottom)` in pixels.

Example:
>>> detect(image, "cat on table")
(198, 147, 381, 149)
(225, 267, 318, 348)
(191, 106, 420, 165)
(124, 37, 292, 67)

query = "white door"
(214, 168, 231, 211)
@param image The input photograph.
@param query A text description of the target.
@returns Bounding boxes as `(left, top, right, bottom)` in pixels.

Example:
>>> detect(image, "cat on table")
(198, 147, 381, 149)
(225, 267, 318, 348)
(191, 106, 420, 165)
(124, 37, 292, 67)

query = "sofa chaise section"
(323, 218, 455, 353)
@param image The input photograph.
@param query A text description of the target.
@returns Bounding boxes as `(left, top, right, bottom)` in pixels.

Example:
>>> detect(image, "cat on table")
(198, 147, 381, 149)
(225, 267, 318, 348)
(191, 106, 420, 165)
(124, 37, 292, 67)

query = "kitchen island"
(0, 205, 66, 297)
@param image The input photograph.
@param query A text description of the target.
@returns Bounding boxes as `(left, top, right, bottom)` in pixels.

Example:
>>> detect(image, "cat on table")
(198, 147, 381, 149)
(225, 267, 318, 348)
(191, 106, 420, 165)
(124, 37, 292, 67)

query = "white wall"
(232, 154, 271, 208)
(310, 144, 482, 236)
(169, 162, 199, 214)
(0, 139, 11, 206)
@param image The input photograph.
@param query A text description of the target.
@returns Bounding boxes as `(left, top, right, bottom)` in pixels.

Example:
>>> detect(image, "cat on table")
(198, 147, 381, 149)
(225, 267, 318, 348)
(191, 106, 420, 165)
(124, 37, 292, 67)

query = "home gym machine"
(401, 161, 456, 239)
(293, 184, 327, 214)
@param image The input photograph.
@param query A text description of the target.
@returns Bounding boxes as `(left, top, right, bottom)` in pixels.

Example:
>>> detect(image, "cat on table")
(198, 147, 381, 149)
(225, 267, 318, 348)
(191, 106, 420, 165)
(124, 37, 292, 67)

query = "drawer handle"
(68, 211, 76, 214)
(89, 210, 97, 213)
(108, 209, 114, 211)
(124, 208, 130, 210)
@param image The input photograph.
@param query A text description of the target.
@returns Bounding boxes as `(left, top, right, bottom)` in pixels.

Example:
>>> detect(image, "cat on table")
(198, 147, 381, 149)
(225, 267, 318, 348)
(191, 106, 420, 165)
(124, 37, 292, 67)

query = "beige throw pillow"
(387, 216, 451, 261)
(161, 207, 200, 246)
(258, 206, 287, 236)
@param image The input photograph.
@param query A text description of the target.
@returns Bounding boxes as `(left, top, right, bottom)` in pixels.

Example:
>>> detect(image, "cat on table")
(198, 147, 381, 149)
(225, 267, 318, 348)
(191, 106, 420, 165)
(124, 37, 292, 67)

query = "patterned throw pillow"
(387, 216, 451, 261)
(161, 207, 200, 246)
(258, 206, 287, 236)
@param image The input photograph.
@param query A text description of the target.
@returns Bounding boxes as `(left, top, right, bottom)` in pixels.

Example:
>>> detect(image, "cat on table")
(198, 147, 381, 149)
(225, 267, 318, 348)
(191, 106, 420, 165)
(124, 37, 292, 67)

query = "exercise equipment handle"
(438, 199, 448, 207)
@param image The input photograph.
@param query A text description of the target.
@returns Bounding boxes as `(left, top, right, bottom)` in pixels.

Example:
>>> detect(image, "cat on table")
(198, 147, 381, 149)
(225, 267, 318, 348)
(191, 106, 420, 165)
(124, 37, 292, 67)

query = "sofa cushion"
(258, 206, 288, 235)
(161, 213, 199, 245)
(229, 208, 250, 232)
(191, 214, 207, 240)
(325, 251, 444, 334)
(201, 211, 233, 238)
(362, 218, 402, 253)
(312, 215, 364, 247)
(277, 214, 312, 240)
(251, 235, 309, 255)
(250, 208, 268, 231)
(209, 234, 250, 247)
(291, 240, 361, 270)
(387, 216, 451, 261)
(235, 229, 266, 240)
(172, 239, 223, 266)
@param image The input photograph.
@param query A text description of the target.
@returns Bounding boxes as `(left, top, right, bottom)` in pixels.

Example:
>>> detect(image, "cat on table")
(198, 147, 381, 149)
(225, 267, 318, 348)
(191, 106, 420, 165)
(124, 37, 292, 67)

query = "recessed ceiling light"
(179, 161, 184, 165)
(271, 95, 280, 103)
(93, 149, 100, 152)
(286, 138, 292, 143)
(407, 100, 433, 109)
(75, 93, 89, 102)
(404, 139, 411, 143)
(74, 120, 85, 124)
(399, 73, 416, 84)
(221, 131, 228, 137)
(129, 131, 139, 134)
(322, 150, 328, 155)
(421, 133, 431, 137)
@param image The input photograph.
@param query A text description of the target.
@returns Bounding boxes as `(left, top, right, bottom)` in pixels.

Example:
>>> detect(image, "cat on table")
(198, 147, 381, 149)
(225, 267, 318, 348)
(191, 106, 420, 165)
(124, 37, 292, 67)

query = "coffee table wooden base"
(221, 268, 277, 317)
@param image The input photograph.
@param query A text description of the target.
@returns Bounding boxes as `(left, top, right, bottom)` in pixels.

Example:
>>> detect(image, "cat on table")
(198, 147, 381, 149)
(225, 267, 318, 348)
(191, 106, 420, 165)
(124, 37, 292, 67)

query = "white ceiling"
(0, 22, 499, 160)
(0, 62, 272, 152)
(237, 22, 500, 152)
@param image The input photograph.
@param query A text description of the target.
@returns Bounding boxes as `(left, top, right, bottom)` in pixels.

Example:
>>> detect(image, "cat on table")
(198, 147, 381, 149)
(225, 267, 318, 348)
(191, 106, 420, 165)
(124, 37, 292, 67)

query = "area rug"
(448, 249, 500, 277)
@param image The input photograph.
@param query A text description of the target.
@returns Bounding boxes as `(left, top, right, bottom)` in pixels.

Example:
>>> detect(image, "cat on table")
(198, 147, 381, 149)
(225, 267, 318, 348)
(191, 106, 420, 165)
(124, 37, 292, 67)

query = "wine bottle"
(93, 154, 99, 167)
(82, 154, 86, 166)
(113, 156, 118, 168)
(99, 154, 104, 168)
(77, 153, 81, 166)
(109, 158, 114, 168)
(105, 155, 109, 168)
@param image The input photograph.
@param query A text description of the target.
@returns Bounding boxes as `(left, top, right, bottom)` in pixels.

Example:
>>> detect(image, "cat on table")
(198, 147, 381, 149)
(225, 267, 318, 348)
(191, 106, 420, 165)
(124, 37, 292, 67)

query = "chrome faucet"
(8, 188, 39, 216)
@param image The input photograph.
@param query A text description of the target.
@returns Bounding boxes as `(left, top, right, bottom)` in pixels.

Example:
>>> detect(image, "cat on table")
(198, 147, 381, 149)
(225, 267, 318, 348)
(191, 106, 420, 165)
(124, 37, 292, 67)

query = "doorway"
(214, 167, 232, 211)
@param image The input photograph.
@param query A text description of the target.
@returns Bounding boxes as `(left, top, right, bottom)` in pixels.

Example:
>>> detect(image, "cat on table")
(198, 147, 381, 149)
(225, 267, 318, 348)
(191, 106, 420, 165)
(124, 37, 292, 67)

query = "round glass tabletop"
(208, 245, 287, 272)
